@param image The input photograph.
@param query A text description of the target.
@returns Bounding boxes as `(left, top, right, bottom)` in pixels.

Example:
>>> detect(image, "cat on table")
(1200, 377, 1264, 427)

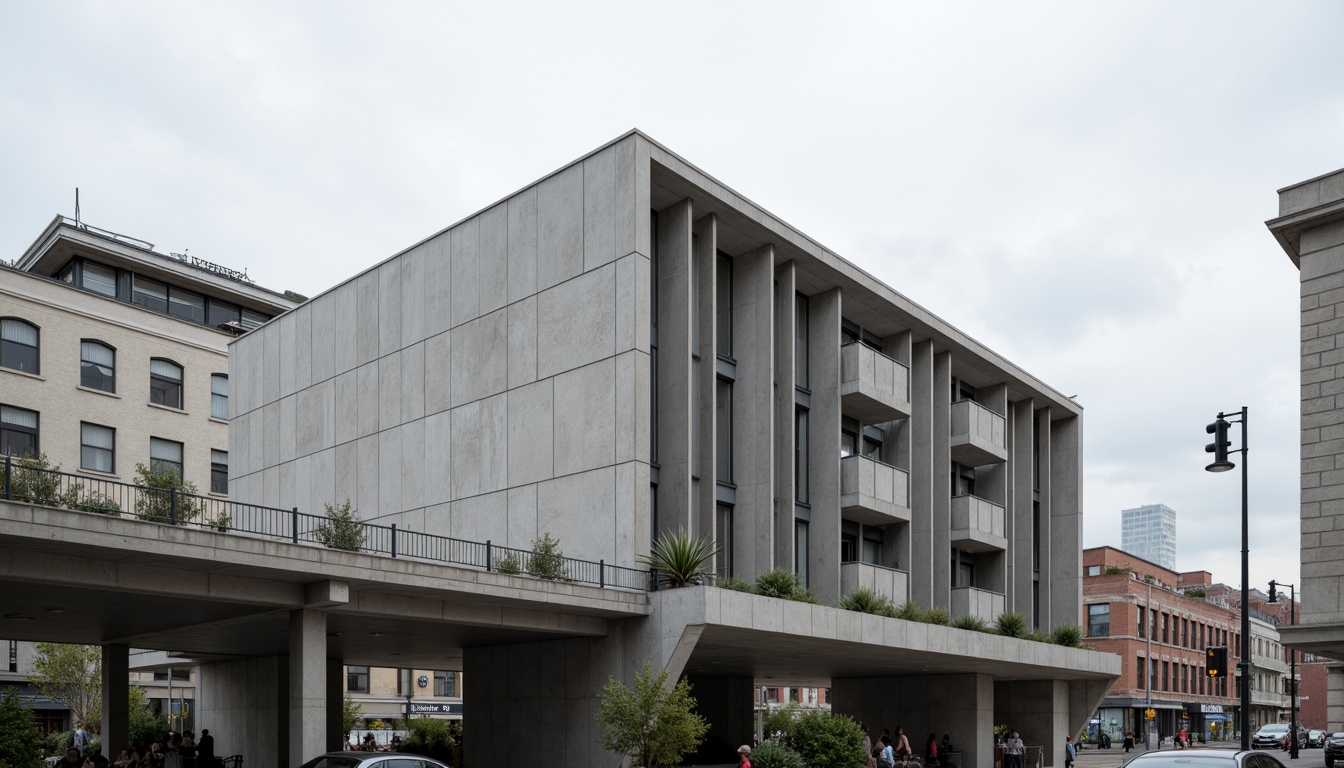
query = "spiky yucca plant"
(838, 587, 897, 618)
(922, 607, 950, 625)
(996, 612, 1028, 638)
(951, 614, 989, 632)
(754, 568, 820, 604)
(894, 601, 925, 621)
(641, 528, 718, 588)
(1051, 623, 1084, 647)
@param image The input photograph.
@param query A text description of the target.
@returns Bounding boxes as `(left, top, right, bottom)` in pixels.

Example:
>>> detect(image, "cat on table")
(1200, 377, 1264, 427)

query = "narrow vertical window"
(150, 359, 184, 409)
(795, 408, 809, 503)
(794, 519, 809, 585)
(211, 374, 229, 419)
(80, 423, 115, 474)
(0, 319, 39, 374)
(0, 405, 39, 456)
(716, 254, 733, 358)
(80, 341, 116, 392)
(150, 437, 184, 480)
(716, 378, 733, 483)
(794, 294, 809, 388)
(715, 504, 734, 579)
(211, 450, 229, 494)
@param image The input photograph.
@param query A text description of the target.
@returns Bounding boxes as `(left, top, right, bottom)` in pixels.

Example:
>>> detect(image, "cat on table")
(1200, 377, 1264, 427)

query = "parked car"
(1310, 730, 1327, 749)
(296, 753, 451, 768)
(1253, 724, 1290, 750)
(1121, 748, 1285, 768)
(1278, 727, 1309, 751)
(1323, 731, 1344, 767)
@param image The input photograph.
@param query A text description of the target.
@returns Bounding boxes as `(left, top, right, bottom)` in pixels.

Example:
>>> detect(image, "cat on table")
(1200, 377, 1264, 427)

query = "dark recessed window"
(81, 261, 118, 298)
(1088, 603, 1111, 637)
(150, 359, 184, 409)
(211, 450, 228, 494)
(80, 341, 116, 393)
(0, 319, 39, 374)
(347, 665, 369, 694)
(149, 437, 183, 480)
(434, 670, 455, 697)
(0, 405, 38, 457)
(211, 374, 229, 419)
(715, 504, 733, 579)
(168, 288, 206, 324)
(207, 300, 241, 329)
(132, 276, 169, 314)
(80, 422, 115, 474)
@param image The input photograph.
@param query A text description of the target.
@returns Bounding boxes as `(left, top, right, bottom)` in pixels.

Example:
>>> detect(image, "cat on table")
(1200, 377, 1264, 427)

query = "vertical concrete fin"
(1011, 399, 1036, 618)
(808, 288, 842, 602)
(733, 244, 777, 578)
(655, 198, 694, 536)
(694, 214, 718, 541)
(932, 351, 953, 609)
(909, 340, 936, 608)
(1036, 407, 1054, 630)
(775, 260, 798, 573)
(1050, 413, 1082, 628)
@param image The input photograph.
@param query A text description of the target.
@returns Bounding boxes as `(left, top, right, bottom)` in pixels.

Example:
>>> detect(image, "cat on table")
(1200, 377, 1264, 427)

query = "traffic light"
(1206, 418, 1234, 472)
(1268, 580, 1278, 603)
(1207, 646, 1228, 677)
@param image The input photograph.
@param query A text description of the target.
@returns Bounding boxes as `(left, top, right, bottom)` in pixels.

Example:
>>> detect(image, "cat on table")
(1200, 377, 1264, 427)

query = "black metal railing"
(1, 456, 649, 592)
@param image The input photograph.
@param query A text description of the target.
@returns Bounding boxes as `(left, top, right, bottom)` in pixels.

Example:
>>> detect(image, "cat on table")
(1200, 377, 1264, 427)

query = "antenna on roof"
(75, 188, 81, 227)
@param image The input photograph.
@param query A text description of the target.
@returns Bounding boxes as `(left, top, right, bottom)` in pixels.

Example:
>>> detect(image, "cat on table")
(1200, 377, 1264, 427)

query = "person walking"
(1123, 731, 1134, 753)
(1004, 731, 1025, 768)
(896, 727, 913, 761)
(879, 736, 896, 768)
(196, 729, 215, 768)
(925, 733, 940, 767)
(1065, 736, 1076, 768)
(737, 744, 752, 767)
(73, 723, 89, 758)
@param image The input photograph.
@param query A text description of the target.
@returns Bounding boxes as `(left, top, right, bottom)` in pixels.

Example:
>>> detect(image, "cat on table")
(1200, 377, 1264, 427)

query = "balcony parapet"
(840, 561, 909, 604)
(841, 342, 911, 423)
(950, 399, 1008, 466)
(951, 586, 1005, 624)
(950, 494, 1007, 553)
(840, 455, 911, 526)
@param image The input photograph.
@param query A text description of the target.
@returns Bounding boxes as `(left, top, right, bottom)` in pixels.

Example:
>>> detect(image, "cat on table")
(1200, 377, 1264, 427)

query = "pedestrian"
(737, 744, 752, 767)
(196, 729, 215, 768)
(1065, 736, 1076, 768)
(1004, 731, 1025, 768)
(862, 725, 876, 768)
(74, 723, 90, 758)
(178, 731, 196, 768)
(879, 735, 896, 768)
(896, 727, 913, 761)
(943, 734, 955, 757)
(926, 733, 940, 767)
(113, 746, 140, 768)
(56, 748, 82, 768)
(1123, 731, 1134, 753)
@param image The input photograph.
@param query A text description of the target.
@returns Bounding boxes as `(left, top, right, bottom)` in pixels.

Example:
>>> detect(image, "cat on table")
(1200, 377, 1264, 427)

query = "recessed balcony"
(950, 399, 1007, 466)
(840, 561, 908, 604)
(841, 455, 911, 526)
(841, 343, 911, 423)
(951, 586, 1005, 624)
(950, 494, 1007, 553)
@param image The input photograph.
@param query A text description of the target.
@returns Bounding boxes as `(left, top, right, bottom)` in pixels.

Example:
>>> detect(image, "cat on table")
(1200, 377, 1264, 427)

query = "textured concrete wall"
(231, 136, 652, 570)
(833, 673, 995, 768)
(196, 656, 289, 768)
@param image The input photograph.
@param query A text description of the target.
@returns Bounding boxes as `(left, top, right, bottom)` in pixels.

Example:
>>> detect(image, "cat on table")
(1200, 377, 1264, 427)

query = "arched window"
(150, 358, 184, 409)
(80, 341, 116, 393)
(0, 318, 39, 374)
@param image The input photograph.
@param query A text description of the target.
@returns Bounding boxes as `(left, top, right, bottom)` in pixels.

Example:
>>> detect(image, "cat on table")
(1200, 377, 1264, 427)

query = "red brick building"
(1083, 547, 1244, 743)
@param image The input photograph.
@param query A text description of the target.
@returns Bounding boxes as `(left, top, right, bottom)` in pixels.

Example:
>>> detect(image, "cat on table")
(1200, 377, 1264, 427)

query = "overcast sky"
(3, 1, 1339, 594)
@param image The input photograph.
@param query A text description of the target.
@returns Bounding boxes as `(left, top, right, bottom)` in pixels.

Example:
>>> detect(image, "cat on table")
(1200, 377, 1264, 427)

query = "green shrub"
(922, 607, 950, 625)
(0, 686, 44, 768)
(527, 533, 571, 581)
(1103, 565, 1130, 575)
(133, 463, 201, 523)
(838, 588, 898, 618)
(762, 701, 802, 742)
(1025, 629, 1051, 643)
(894, 601, 925, 621)
(8, 453, 65, 507)
(642, 528, 717, 588)
(951, 614, 989, 632)
(315, 499, 364, 551)
(495, 551, 523, 575)
(716, 576, 755, 593)
(996, 612, 1028, 638)
(788, 710, 867, 768)
(402, 717, 455, 762)
(751, 741, 807, 768)
(68, 491, 121, 516)
(596, 661, 707, 768)
(127, 687, 166, 751)
(214, 512, 231, 532)
(1051, 624, 1084, 647)
(754, 568, 820, 604)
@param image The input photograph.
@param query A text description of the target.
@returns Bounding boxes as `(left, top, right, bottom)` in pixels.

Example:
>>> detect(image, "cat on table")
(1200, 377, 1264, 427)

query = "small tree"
(402, 718, 455, 762)
(0, 686, 43, 768)
(788, 710, 866, 768)
(127, 687, 166, 751)
(316, 500, 364, 551)
(30, 644, 101, 729)
(527, 533, 570, 581)
(596, 662, 708, 768)
(133, 463, 201, 523)
(761, 701, 803, 742)
(341, 695, 363, 743)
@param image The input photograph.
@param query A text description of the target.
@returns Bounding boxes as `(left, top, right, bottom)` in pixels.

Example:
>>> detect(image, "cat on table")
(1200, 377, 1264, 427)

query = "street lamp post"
(1269, 580, 1298, 759)
(1205, 407, 1249, 751)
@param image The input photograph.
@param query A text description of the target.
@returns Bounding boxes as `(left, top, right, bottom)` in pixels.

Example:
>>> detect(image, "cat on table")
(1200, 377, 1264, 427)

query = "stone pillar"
(995, 680, 1069, 767)
(932, 352, 953, 609)
(808, 288, 842, 601)
(833, 673, 994, 768)
(733, 245, 776, 578)
(909, 340, 936, 607)
(1049, 415, 1081, 628)
(1035, 408, 1053, 630)
(1010, 399, 1036, 620)
(197, 656, 288, 768)
(289, 609, 327, 766)
(101, 644, 129, 758)
(655, 198, 694, 537)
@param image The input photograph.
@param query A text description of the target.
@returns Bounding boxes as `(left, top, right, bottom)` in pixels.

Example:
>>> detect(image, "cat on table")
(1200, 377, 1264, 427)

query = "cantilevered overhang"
(1267, 167, 1344, 268)
(1278, 622, 1344, 663)
(650, 587, 1120, 688)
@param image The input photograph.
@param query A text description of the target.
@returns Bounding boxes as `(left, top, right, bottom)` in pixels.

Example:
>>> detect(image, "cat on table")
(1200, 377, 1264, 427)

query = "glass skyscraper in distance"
(1121, 503, 1177, 569)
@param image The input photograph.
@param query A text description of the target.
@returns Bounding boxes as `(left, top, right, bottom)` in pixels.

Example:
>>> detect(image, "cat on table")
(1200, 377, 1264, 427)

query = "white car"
(296, 752, 451, 768)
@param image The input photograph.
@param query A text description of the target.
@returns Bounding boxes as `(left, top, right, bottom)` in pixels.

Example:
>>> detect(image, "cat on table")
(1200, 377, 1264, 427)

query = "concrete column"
(996, 680, 1069, 767)
(1036, 408, 1053, 630)
(289, 609, 327, 766)
(656, 198, 695, 538)
(980, 385, 1010, 597)
(733, 245, 776, 578)
(909, 340, 936, 607)
(101, 644, 129, 758)
(1010, 399, 1036, 618)
(808, 288, 842, 602)
(833, 673, 994, 768)
(775, 262, 797, 573)
(887, 331, 914, 574)
(932, 352, 953, 609)
(694, 214, 717, 541)
(1050, 414, 1082, 628)
(326, 659, 344, 750)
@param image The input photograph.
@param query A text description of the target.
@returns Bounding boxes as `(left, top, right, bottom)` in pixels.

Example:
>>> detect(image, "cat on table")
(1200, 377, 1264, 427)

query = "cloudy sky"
(3, 1, 1339, 593)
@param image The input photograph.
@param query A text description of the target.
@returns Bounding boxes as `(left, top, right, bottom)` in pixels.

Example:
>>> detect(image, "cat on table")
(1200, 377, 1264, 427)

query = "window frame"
(433, 670, 455, 697)
(0, 318, 40, 375)
(150, 358, 185, 409)
(80, 340, 117, 393)
(347, 665, 370, 694)
(0, 404, 39, 457)
(210, 374, 229, 420)
(211, 449, 228, 494)
(149, 436, 184, 480)
(80, 422, 116, 474)
(1087, 603, 1111, 637)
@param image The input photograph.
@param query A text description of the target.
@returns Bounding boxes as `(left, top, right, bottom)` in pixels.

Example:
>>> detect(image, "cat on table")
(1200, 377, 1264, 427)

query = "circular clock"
(417, 675, 429, 688)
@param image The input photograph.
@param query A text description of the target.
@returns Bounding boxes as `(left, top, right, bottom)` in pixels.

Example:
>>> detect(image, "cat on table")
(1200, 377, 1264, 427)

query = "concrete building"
(1082, 547, 1244, 742)
(1120, 504, 1177, 571)
(1268, 168, 1344, 731)
(0, 216, 298, 731)
(0, 132, 1118, 768)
